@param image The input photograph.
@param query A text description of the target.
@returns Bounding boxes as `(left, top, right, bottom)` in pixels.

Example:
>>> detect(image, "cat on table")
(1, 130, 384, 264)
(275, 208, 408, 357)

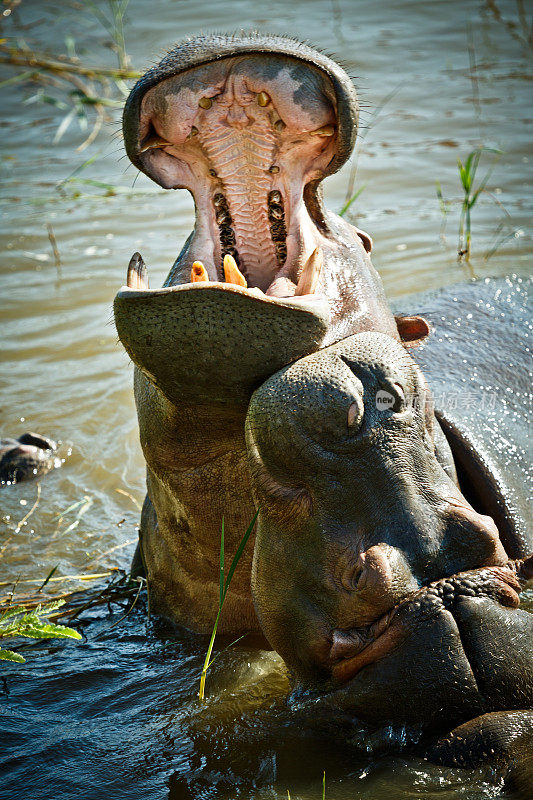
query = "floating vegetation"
(0, 568, 147, 664)
(0, 1, 139, 152)
(0, 599, 82, 663)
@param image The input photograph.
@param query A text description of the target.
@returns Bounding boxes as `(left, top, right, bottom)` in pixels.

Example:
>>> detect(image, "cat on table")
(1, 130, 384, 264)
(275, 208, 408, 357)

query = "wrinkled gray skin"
(0, 433, 57, 484)
(246, 277, 532, 784)
(115, 33, 428, 634)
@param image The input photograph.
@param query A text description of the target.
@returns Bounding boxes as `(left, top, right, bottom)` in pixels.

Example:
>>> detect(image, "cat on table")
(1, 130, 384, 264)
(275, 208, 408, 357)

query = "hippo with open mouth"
(115, 33, 429, 633)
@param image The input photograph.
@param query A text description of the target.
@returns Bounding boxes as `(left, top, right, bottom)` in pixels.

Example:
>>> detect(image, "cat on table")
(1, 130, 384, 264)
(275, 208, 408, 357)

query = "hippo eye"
(347, 396, 364, 431)
(375, 382, 406, 414)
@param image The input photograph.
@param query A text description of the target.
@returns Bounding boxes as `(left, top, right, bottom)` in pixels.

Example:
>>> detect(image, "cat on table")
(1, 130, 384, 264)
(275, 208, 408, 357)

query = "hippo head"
(245, 333, 532, 728)
(114, 34, 423, 407)
(0, 433, 58, 484)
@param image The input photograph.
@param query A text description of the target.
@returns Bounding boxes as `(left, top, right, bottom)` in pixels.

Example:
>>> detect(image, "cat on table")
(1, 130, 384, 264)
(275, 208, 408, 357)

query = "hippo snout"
(246, 331, 530, 727)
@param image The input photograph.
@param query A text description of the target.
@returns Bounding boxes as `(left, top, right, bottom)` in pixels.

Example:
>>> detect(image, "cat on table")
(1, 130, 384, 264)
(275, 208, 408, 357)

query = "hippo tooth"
(257, 91, 270, 107)
(139, 135, 172, 153)
(198, 96, 213, 109)
(309, 124, 335, 137)
(223, 254, 248, 288)
(127, 252, 149, 290)
(191, 261, 210, 282)
(295, 247, 323, 296)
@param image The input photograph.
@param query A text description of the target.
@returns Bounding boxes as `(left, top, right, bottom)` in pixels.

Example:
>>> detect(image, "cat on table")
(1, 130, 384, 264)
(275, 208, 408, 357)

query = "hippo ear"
(351, 225, 373, 253)
(395, 315, 431, 348)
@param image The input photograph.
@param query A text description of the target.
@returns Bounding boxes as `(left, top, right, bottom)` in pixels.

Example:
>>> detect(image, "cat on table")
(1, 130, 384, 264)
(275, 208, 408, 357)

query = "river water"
(0, 1, 531, 797)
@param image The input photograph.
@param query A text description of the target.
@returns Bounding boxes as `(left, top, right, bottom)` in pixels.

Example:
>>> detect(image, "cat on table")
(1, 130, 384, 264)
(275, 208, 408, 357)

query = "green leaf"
(219, 517, 225, 608)
(222, 508, 260, 603)
(0, 649, 25, 663)
(38, 565, 60, 593)
(0, 605, 27, 624)
(339, 184, 366, 217)
(0, 70, 36, 89)
(15, 622, 81, 640)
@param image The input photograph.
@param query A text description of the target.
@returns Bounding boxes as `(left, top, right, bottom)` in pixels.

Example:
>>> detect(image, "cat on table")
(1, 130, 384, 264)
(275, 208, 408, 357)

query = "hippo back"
(394, 276, 531, 558)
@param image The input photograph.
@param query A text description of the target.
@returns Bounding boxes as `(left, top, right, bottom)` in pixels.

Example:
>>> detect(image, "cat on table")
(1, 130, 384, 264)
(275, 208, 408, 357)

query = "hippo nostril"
(330, 629, 362, 662)
(341, 559, 363, 592)
(347, 399, 363, 430)
(444, 499, 508, 569)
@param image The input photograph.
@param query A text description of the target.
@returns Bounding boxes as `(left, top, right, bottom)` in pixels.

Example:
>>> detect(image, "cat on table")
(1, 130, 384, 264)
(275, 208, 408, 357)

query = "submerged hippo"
(0, 433, 58, 484)
(246, 277, 532, 781)
(115, 33, 428, 633)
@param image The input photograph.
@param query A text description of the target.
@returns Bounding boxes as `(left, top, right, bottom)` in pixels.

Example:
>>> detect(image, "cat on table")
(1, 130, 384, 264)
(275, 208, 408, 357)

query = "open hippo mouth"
(114, 34, 406, 406)
(121, 33, 359, 296)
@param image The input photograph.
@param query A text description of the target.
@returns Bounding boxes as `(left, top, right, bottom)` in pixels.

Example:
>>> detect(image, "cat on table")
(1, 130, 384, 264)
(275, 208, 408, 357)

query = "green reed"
(456, 146, 501, 263)
(436, 146, 502, 271)
(198, 510, 260, 702)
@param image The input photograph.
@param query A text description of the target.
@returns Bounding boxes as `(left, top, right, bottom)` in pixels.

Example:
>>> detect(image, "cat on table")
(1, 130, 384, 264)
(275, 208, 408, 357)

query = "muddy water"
(0, 1, 531, 798)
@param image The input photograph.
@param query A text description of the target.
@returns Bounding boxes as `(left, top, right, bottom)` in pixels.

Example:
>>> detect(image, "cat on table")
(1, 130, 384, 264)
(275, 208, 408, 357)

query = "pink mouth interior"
(137, 54, 338, 292)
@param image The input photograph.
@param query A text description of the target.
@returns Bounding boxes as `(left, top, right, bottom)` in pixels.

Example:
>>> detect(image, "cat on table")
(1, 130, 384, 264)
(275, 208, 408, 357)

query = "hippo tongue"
(114, 281, 330, 407)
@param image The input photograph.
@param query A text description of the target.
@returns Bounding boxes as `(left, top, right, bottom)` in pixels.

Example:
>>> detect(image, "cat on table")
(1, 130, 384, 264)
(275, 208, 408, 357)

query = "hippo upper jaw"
(122, 33, 360, 292)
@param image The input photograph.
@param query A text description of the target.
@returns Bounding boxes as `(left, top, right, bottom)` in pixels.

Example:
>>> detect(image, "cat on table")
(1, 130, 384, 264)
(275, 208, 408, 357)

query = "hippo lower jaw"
(326, 560, 528, 689)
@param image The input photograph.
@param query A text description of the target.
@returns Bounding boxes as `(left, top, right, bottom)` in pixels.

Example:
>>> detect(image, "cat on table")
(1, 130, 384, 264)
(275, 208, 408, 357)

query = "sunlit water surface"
(0, 1, 531, 797)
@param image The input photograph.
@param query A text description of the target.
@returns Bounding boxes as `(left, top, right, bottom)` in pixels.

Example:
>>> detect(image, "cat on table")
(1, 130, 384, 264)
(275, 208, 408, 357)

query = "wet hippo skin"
(246, 277, 532, 783)
(114, 31, 531, 782)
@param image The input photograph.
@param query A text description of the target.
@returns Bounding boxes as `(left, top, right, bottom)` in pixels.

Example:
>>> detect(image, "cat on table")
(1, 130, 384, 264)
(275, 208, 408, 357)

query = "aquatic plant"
(198, 511, 260, 702)
(456, 146, 501, 262)
(0, 0, 139, 151)
(436, 146, 503, 270)
(0, 599, 81, 663)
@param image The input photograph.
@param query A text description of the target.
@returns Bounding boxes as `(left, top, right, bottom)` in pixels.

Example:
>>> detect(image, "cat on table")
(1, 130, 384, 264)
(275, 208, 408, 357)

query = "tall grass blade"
(38, 565, 60, 593)
(198, 509, 260, 701)
(221, 508, 260, 604)
(339, 184, 366, 217)
(219, 517, 225, 608)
